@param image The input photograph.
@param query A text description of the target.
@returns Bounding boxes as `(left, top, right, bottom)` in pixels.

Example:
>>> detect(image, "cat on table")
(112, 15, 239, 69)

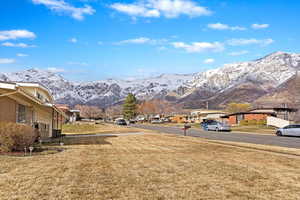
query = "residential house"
(221, 107, 297, 125)
(56, 104, 80, 123)
(190, 110, 228, 123)
(170, 115, 188, 123)
(0, 81, 67, 138)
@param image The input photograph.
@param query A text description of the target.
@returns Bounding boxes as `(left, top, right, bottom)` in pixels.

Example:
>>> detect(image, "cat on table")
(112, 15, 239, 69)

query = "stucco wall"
(0, 96, 16, 122)
(34, 106, 53, 138)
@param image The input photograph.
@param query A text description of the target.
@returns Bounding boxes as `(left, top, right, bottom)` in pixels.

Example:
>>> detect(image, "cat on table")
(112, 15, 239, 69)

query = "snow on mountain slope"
(1, 51, 300, 108)
(186, 51, 300, 93)
(1, 68, 194, 107)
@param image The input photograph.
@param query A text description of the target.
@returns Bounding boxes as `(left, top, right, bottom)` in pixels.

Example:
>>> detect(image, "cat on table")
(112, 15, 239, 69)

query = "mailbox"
(182, 124, 191, 136)
(184, 125, 191, 129)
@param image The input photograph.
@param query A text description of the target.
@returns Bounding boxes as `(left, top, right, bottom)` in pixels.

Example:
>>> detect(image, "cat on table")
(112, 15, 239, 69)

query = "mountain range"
(1, 51, 300, 110)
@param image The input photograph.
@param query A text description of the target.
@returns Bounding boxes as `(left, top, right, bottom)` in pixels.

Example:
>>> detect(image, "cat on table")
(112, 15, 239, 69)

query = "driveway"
(132, 124, 300, 149)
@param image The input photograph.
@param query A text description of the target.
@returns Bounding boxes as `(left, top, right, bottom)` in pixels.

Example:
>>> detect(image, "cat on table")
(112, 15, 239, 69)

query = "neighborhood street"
(132, 124, 300, 149)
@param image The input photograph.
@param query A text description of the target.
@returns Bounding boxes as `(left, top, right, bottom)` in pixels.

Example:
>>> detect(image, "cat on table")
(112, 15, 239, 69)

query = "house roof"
(221, 112, 276, 118)
(0, 81, 66, 117)
(249, 107, 298, 112)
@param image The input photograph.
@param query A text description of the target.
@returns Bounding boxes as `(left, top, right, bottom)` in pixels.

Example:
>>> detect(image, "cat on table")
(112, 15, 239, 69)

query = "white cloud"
(69, 37, 78, 43)
(1, 42, 36, 48)
(17, 53, 29, 57)
(203, 58, 214, 64)
(171, 41, 224, 53)
(251, 23, 269, 29)
(115, 37, 167, 45)
(207, 23, 246, 31)
(110, 0, 212, 19)
(0, 30, 36, 41)
(157, 46, 167, 51)
(32, 0, 95, 20)
(228, 50, 249, 56)
(0, 58, 15, 64)
(47, 67, 65, 73)
(227, 38, 274, 46)
(67, 61, 88, 66)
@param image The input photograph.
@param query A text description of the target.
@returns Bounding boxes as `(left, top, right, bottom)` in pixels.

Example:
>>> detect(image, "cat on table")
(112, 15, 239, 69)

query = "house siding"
(228, 116, 237, 125)
(244, 113, 269, 121)
(227, 113, 270, 125)
(0, 96, 16, 122)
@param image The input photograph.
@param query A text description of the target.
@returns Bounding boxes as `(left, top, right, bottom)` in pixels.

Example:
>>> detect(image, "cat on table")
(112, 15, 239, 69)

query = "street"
(132, 124, 300, 149)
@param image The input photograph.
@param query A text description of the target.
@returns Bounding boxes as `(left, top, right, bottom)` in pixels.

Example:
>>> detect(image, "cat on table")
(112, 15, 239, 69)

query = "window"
(237, 114, 245, 124)
(17, 104, 26, 123)
(37, 92, 43, 101)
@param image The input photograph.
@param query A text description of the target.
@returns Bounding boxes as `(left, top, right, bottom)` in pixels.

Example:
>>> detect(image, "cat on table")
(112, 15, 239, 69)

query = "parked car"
(115, 119, 127, 126)
(207, 121, 231, 132)
(276, 125, 300, 136)
(151, 119, 163, 124)
(129, 119, 136, 124)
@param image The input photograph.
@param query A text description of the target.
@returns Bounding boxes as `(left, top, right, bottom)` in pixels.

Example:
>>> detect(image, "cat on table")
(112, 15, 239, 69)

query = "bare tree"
(138, 99, 181, 115)
(74, 105, 103, 119)
(105, 105, 123, 118)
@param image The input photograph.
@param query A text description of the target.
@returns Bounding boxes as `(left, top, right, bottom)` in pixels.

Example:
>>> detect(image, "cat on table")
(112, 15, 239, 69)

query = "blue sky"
(0, 0, 299, 81)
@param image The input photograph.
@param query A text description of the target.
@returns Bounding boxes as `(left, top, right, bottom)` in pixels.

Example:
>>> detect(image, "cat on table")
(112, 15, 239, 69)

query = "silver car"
(276, 125, 300, 136)
(207, 122, 231, 132)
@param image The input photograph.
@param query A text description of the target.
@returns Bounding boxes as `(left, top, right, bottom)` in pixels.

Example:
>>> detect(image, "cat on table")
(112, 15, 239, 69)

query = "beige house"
(0, 81, 66, 138)
(190, 109, 228, 123)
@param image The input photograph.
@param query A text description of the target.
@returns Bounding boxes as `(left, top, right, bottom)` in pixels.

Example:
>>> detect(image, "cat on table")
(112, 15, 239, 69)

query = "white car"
(207, 121, 231, 132)
(276, 125, 300, 136)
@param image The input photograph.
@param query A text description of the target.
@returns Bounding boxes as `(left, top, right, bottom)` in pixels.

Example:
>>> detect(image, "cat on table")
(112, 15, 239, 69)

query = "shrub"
(0, 122, 37, 153)
(239, 120, 249, 126)
(257, 119, 267, 126)
(247, 119, 258, 126)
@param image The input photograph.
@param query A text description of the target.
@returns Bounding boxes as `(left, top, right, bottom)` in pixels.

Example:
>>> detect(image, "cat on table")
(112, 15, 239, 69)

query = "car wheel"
(276, 131, 282, 136)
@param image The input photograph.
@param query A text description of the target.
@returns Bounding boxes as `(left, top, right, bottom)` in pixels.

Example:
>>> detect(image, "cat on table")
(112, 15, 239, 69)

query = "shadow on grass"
(48, 136, 116, 146)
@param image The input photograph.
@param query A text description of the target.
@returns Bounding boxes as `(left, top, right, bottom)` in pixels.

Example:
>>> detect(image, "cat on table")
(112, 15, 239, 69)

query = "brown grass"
(1, 133, 300, 199)
(62, 122, 152, 135)
(231, 125, 276, 134)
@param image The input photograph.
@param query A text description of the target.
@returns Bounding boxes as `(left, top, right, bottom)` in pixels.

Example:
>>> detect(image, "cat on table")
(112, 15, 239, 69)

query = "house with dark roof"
(221, 107, 297, 125)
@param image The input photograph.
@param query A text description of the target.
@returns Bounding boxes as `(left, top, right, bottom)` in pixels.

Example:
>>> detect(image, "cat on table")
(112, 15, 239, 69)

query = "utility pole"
(206, 101, 209, 110)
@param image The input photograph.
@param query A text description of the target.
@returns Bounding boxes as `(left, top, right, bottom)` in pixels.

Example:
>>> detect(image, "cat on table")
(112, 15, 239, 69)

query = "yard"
(62, 122, 150, 134)
(1, 133, 300, 199)
(146, 122, 277, 135)
(230, 125, 276, 134)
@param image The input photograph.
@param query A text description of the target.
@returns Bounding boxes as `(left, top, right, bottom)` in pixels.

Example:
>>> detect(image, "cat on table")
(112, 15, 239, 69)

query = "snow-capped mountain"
(1, 51, 300, 108)
(185, 51, 300, 93)
(177, 51, 300, 108)
(0, 68, 194, 107)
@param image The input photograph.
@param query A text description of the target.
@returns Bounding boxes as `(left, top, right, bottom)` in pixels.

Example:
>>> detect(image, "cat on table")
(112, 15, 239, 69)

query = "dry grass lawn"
(231, 125, 276, 134)
(1, 133, 300, 200)
(62, 122, 150, 135)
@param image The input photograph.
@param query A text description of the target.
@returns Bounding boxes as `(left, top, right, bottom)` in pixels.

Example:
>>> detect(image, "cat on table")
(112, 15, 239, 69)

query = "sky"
(0, 0, 300, 81)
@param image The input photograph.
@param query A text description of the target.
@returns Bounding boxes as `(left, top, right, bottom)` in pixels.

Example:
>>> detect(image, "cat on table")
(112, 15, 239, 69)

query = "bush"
(239, 120, 249, 126)
(257, 119, 267, 126)
(0, 122, 37, 153)
(248, 119, 258, 125)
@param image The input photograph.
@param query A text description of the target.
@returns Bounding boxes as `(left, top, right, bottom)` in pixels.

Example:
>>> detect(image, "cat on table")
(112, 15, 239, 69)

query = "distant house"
(56, 104, 80, 123)
(0, 81, 67, 138)
(221, 107, 298, 125)
(248, 107, 298, 121)
(190, 110, 228, 123)
(170, 115, 188, 123)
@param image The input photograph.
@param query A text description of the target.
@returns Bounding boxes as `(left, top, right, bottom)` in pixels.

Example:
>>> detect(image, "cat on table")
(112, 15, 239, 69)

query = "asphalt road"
(132, 124, 300, 149)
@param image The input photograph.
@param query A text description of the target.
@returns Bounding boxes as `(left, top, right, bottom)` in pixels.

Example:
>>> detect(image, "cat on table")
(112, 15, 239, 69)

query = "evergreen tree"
(123, 93, 137, 119)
